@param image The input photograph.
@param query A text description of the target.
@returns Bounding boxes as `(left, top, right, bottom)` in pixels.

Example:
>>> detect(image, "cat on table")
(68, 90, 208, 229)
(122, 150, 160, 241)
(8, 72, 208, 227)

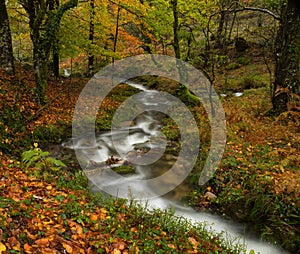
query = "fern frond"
(45, 158, 66, 168)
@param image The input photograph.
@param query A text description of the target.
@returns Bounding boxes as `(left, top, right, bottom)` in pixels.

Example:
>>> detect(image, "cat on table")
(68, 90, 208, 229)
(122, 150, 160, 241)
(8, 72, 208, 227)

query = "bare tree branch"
(234, 6, 281, 21)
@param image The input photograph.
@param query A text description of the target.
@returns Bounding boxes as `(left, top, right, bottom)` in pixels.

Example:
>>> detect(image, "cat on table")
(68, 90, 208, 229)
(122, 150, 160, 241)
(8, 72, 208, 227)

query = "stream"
(62, 81, 289, 254)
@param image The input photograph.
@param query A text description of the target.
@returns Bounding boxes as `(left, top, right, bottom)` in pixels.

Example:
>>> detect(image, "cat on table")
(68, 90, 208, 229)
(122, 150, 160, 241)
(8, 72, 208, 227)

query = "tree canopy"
(1, 0, 299, 110)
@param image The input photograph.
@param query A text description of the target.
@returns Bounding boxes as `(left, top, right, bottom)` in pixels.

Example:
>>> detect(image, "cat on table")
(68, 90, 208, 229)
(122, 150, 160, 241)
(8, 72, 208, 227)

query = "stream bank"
(129, 76, 300, 253)
(54, 79, 292, 254)
(25, 75, 299, 253)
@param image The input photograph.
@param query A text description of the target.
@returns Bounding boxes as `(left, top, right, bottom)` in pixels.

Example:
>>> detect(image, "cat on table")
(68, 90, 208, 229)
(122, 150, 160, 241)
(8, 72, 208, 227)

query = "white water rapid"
(63, 81, 290, 254)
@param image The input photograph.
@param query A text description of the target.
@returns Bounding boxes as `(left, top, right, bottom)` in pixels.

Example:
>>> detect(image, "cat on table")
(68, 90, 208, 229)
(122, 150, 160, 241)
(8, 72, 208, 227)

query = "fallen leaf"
(62, 242, 73, 253)
(89, 214, 98, 221)
(113, 249, 121, 254)
(35, 237, 49, 246)
(0, 242, 6, 253)
(24, 243, 33, 252)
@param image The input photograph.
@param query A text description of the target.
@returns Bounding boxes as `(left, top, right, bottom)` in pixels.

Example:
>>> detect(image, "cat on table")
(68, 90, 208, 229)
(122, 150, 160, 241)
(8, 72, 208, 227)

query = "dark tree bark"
(52, 40, 60, 78)
(273, 0, 300, 113)
(171, 0, 180, 59)
(19, 0, 78, 104)
(0, 0, 14, 73)
(50, 0, 60, 78)
(112, 6, 120, 64)
(185, 28, 193, 61)
(215, 9, 226, 48)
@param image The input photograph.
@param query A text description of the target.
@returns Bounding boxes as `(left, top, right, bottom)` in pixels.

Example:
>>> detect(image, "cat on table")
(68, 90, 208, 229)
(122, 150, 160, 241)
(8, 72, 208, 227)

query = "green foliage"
(0, 86, 32, 154)
(162, 118, 180, 142)
(226, 62, 241, 70)
(22, 147, 66, 171)
(237, 56, 251, 66)
(237, 76, 266, 90)
(202, 141, 300, 252)
(32, 123, 71, 144)
(59, 193, 91, 224)
(99, 199, 245, 253)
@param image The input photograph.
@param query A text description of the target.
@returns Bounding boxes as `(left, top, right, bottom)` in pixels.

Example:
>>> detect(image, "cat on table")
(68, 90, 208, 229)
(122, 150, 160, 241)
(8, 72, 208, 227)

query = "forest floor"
(0, 66, 243, 253)
(0, 56, 299, 253)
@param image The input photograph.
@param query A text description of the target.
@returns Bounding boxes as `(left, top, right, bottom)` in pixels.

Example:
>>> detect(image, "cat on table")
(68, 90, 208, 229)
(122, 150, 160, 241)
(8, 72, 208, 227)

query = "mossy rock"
(113, 165, 135, 174)
(176, 84, 201, 106)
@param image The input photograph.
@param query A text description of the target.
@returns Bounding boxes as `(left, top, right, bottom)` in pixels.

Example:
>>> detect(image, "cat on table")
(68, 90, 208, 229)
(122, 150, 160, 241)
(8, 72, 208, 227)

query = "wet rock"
(113, 165, 135, 174)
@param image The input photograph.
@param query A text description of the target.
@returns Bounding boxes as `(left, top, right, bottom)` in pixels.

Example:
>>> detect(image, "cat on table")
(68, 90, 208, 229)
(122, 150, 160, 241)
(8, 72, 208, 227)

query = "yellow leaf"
(62, 242, 73, 253)
(167, 244, 176, 249)
(0, 242, 6, 253)
(113, 249, 121, 254)
(34, 142, 38, 148)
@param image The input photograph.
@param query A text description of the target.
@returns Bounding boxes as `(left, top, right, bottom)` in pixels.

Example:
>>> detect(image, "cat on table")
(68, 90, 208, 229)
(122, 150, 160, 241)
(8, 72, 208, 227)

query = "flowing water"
(63, 82, 289, 254)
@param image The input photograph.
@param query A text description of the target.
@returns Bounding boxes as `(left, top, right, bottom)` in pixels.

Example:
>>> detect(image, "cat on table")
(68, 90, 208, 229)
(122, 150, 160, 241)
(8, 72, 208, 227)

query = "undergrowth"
(0, 149, 252, 253)
(187, 87, 300, 253)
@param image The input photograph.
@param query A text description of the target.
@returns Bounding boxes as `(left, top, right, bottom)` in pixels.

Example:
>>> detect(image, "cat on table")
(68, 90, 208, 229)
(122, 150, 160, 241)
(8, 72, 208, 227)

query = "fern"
(22, 148, 66, 170)
(280, 154, 299, 167)
(45, 157, 66, 171)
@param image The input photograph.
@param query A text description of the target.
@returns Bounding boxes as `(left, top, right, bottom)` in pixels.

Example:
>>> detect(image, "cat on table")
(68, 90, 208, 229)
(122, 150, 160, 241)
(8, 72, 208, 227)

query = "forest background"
(0, 0, 299, 253)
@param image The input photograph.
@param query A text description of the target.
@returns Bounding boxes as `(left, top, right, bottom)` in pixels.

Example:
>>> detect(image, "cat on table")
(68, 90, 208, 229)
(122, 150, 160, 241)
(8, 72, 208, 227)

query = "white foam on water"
(68, 81, 290, 254)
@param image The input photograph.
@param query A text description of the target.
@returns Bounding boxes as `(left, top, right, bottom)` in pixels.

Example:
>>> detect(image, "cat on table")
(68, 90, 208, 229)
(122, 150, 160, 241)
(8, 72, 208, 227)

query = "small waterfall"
(63, 81, 289, 254)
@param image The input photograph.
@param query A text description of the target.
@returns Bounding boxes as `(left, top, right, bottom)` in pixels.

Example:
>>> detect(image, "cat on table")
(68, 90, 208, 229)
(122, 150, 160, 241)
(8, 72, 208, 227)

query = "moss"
(176, 84, 201, 106)
(32, 122, 72, 144)
(237, 56, 251, 66)
(113, 164, 135, 174)
(226, 62, 241, 70)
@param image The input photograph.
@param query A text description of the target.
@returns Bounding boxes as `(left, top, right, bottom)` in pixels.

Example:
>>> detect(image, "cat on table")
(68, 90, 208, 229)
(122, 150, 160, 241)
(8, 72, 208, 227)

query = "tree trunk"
(0, 0, 14, 73)
(34, 58, 48, 104)
(215, 10, 226, 48)
(19, 0, 78, 103)
(273, 0, 300, 113)
(32, 33, 49, 104)
(50, 0, 60, 78)
(112, 6, 120, 64)
(171, 0, 180, 59)
(52, 42, 60, 78)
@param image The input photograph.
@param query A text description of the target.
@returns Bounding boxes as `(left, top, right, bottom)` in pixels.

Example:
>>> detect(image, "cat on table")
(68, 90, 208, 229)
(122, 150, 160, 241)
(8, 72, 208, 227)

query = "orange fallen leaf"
(130, 227, 138, 233)
(118, 243, 125, 250)
(35, 237, 49, 246)
(188, 237, 199, 247)
(25, 230, 37, 240)
(62, 242, 73, 254)
(24, 243, 33, 252)
(89, 214, 98, 221)
(8, 237, 18, 246)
